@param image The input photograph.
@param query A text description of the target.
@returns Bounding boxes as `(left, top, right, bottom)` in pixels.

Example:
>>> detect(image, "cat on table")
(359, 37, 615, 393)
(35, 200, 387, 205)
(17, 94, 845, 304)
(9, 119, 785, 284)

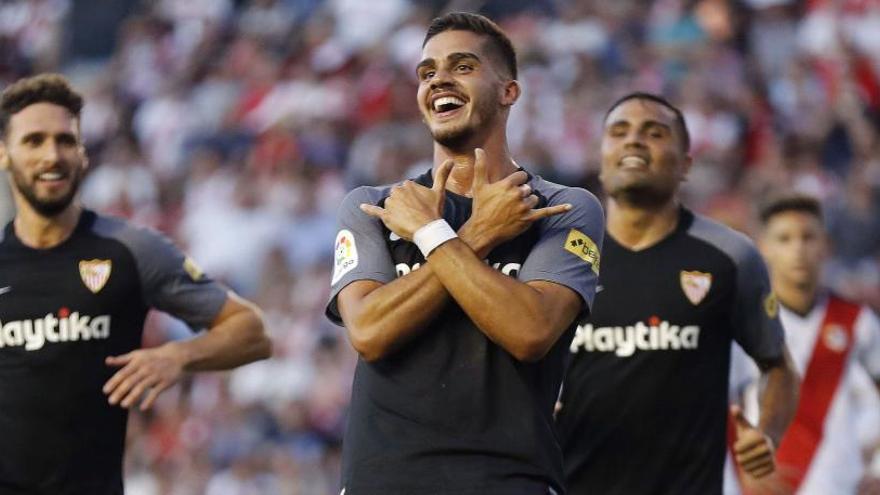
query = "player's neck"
(774, 282, 820, 317)
(434, 136, 517, 197)
(606, 197, 680, 251)
(13, 201, 82, 249)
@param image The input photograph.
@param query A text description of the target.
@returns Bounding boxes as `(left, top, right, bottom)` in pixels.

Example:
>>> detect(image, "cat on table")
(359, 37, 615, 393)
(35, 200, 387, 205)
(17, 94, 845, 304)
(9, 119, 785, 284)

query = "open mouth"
(619, 156, 649, 169)
(431, 95, 466, 117)
(35, 171, 70, 186)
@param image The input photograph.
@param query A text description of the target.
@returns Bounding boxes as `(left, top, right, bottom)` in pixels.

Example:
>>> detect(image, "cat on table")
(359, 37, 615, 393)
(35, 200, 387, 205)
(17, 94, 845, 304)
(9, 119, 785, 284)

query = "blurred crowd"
(1, 0, 879, 493)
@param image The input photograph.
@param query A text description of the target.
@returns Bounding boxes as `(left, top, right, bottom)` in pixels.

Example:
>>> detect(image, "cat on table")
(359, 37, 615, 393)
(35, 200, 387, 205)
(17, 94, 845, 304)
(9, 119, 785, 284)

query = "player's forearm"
(343, 226, 496, 361)
(757, 348, 800, 446)
(344, 266, 450, 361)
(174, 306, 271, 371)
(427, 238, 562, 362)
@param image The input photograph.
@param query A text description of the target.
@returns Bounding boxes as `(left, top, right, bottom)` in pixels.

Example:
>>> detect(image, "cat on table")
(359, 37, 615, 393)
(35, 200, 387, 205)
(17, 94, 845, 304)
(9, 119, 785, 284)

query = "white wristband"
(413, 219, 457, 258)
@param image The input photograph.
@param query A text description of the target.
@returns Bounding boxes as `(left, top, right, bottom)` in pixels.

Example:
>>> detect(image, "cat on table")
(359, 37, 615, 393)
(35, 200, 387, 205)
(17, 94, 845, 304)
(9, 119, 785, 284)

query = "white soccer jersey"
(726, 293, 880, 495)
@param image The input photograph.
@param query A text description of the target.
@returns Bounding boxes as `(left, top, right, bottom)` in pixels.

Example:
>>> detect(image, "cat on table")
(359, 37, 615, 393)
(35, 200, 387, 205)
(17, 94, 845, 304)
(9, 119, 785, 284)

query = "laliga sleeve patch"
(564, 229, 600, 274)
(183, 256, 204, 281)
(764, 292, 779, 319)
(332, 229, 358, 285)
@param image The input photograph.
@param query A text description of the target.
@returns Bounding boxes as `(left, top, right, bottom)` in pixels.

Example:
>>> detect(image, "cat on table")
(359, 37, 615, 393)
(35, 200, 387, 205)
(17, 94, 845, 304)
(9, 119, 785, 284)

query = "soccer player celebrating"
(0, 73, 272, 494)
(326, 12, 604, 494)
(555, 93, 799, 494)
(727, 194, 880, 495)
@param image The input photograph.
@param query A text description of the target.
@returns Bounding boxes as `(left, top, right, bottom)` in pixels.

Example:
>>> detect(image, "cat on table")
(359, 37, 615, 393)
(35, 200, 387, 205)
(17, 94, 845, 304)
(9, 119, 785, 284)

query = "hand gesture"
(463, 148, 570, 254)
(731, 405, 777, 479)
(360, 160, 454, 241)
(103, 343, 187, 411)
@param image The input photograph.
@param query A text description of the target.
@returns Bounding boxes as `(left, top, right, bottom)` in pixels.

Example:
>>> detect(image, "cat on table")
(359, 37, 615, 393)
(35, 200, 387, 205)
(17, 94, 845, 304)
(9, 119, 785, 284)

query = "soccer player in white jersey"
(727, 193, 880, 494)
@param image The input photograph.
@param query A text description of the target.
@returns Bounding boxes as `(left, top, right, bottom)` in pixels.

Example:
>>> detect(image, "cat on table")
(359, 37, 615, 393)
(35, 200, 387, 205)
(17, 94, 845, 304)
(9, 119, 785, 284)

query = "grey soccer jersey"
(326, 169, 604, 494)
(0, 210, 227, 494)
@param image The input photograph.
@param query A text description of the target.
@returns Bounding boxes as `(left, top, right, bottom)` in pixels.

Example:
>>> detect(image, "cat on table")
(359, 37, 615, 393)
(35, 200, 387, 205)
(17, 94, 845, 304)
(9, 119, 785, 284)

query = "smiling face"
(0, 102, 88, 217)
(416, 30, 516, 150)
(599, 98, 691, 206)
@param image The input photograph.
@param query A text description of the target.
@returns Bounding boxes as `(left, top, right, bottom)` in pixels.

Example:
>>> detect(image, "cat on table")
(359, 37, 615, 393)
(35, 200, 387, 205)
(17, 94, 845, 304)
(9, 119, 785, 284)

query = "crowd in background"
(1, 0, 879, 493)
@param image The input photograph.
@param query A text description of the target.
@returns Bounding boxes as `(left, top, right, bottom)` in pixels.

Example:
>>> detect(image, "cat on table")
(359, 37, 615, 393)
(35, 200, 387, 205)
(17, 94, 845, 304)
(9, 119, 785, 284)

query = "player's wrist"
(414, 219, 457, 258)
(458, 221, 493, 258)
(165, 341, 193, 371)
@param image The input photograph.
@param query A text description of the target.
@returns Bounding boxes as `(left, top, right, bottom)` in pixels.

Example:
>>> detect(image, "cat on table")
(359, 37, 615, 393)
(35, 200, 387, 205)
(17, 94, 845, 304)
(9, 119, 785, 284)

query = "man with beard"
(325, 12, 604, 495)
(555, 93, 800, 494)
(0, 73, 272, 494)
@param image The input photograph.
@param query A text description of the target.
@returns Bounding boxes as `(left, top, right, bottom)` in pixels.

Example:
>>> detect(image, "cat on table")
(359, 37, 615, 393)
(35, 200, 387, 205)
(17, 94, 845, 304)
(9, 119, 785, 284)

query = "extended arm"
(104, 292, 270, 410)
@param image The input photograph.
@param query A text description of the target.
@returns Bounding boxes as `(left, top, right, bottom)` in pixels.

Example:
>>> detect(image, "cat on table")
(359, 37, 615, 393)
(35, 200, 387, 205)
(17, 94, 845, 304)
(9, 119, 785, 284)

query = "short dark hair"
(604, 92, 690, 152)
(423, 12, 518, 80)
(0, 73, 83, 138)
(759, 193, 824, 226)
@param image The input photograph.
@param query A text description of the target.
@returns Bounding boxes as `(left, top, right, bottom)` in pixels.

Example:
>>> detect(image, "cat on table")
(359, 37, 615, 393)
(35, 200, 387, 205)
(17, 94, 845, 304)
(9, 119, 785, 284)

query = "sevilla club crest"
(680, 270, 712, 305)
(80, 259, 112, 293)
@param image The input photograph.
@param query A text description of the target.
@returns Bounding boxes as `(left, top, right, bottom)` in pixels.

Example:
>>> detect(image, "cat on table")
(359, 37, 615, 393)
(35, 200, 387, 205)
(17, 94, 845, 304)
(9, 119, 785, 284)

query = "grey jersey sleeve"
(325, 186, 397, 325)
(93, 216, 228, 330)
(688, 216, 785, 362)
(730, 243, 785, 362)
(518, 186, 605, 315)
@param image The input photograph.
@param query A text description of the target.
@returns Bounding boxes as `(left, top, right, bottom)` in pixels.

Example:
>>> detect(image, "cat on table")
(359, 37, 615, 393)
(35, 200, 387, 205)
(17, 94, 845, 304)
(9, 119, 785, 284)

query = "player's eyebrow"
(446, 52, 481, 65)
(19, 130, 77, 143)
(607, 119, 671, 132)
(416, 52, 482, 72)
(642, 120, 671, 132)
(416, 58, 435, 73)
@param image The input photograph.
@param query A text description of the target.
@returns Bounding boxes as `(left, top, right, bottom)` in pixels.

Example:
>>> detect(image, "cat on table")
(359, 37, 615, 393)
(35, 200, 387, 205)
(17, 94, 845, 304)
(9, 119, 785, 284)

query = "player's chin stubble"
(11, 168, 80, 217)
(606, 179, 676, 208)
(430, 104, 497, 150)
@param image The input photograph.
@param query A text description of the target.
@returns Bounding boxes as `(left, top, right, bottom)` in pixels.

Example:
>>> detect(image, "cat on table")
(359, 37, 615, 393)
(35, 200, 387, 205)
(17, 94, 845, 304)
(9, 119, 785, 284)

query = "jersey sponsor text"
(0, 311, 111, 350)
(395, 261, 521, 277)
(570, 319, 700, 356)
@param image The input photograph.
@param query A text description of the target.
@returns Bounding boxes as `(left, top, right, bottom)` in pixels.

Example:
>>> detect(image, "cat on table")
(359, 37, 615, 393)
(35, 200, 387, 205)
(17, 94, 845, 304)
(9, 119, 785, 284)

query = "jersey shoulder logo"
(332, 229, 358, 285)
(764, 291, 779, 318)
(680, 270, 712, 305)
(564, 229, 600, 274)
(183, 256, 204, 281)
(79, 259, 112, 293)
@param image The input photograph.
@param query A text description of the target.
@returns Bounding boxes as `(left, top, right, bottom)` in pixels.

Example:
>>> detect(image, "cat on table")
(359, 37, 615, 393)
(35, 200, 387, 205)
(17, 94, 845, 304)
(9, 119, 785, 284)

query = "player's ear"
(79, 144, 89, 172)
(0, 142, 9, 171)
(756, 230, 771, 259)
(500, 80, 520, 107)
(679, 153, 693, 182)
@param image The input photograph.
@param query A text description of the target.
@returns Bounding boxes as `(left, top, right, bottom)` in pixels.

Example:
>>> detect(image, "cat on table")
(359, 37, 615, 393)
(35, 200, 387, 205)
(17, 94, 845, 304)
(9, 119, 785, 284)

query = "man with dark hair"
(556, 93, 799, 494)
(726, 193, 880, 494)
(0, 73, 272, 494)
(422, 11, 518, 79)
(326, 12, 604, 494)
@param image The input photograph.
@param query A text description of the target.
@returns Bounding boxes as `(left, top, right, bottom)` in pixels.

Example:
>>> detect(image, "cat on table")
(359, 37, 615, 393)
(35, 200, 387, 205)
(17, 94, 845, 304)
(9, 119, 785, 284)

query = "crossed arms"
(336, 150, 602, 363)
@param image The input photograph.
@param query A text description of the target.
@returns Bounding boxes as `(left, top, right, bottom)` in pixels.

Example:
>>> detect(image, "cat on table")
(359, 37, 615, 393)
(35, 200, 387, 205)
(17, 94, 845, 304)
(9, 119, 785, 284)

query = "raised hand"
(731, 405, 777, 479)
(462, 148, 571, 256)
(360, 160, 454, 241)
